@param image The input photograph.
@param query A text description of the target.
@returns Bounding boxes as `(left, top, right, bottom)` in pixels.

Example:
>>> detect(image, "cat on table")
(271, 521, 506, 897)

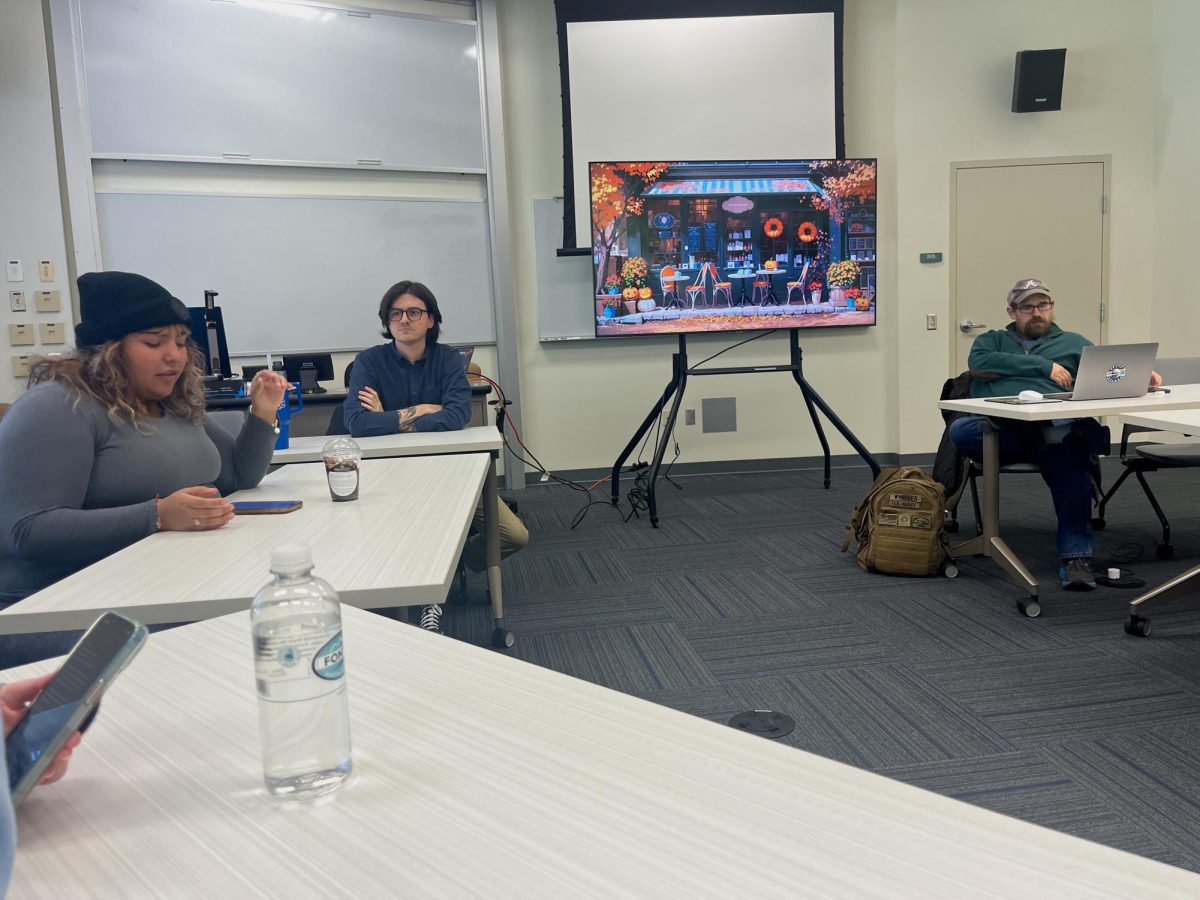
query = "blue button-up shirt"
(343, 342, 471, 437)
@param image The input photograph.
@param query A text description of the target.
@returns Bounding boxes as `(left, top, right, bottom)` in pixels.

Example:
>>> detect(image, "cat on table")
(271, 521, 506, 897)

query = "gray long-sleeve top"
(0, 381, 277, 605)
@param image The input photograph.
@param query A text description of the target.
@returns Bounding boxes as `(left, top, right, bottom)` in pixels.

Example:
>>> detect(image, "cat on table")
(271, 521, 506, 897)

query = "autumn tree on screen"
(590, 163, 670, 294)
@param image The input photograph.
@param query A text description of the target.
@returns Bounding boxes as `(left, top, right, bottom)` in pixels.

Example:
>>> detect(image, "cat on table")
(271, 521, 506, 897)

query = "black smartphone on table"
(5, 611, 147, 805)
(232, 500, 303, 515)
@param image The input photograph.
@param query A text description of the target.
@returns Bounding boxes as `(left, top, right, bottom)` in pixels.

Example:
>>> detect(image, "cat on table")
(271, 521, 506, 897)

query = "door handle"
(959, 320, 988, 333)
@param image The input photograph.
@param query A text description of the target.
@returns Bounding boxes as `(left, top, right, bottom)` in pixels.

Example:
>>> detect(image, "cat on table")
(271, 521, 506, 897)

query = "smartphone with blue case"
(6, 611, 147, 805)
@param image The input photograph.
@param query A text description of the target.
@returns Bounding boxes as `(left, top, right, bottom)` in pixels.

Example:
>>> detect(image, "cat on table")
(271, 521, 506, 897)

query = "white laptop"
(1044, 342, 1159, 401)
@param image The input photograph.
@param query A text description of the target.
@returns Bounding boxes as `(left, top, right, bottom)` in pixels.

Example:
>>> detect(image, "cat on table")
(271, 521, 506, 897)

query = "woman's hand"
(157, 486, 234, 531)
(1150, 369, 1163, 389)
(1, 674, 83, 786)
(358, 386, 383, 413)
(248, 370, 291, 425)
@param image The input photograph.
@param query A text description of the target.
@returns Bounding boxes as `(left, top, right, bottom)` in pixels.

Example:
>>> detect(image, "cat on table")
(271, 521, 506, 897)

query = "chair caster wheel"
(1091, 516, 1106, 530)
(1156, 544, 1174, 560)
(491, 627, 514, 649)
(1124, 615, 1152, 637)
(942, 562, 959, 578)
(1018, 599, 1042, 618)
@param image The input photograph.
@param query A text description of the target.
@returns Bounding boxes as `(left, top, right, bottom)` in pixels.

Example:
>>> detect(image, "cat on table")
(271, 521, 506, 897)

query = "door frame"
(948, 154, 1111, 376)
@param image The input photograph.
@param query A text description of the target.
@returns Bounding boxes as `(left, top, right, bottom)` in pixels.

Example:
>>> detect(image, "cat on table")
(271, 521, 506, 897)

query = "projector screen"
(557, 1, 843, 250)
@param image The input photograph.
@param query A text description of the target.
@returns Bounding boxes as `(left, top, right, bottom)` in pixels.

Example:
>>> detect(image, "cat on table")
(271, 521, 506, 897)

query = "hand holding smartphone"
(5, 611, 147, 805)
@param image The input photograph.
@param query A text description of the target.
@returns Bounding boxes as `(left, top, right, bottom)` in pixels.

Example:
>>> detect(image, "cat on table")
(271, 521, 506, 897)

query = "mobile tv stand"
(610, 330, 881, 527)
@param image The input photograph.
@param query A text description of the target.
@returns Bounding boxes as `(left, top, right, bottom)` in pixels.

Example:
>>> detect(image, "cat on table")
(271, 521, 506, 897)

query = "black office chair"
(1091, 357, 1200, 560)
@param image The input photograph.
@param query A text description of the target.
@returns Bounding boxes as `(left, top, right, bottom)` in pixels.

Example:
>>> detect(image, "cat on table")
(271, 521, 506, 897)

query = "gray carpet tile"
(435, 457, 1200, 873)
(615, 540, 773, 578)
(845, 588, 1071, 662)
(723, 666, 1010, 769)
(679, 613, 895, 680)
(502, 584, 672, 635)
(649, 567, 822, 622)
(512, 623, 720, 695)
(913, 647, 1200, 745)
(879, 751, 1182, 866)
(1048, 722, 1200, 871)
(1096, 631, 1200, 694)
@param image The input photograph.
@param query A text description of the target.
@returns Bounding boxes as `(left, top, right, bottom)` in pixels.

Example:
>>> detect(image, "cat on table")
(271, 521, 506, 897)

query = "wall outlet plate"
(8, 323, 35, 345)
(11, 355, 31, 378)
(38, 321, 66, 344)
(38, 259, 55, 282)
(9, 290, 25, 312)
(6, 260, 22, 282)
(35, 290, 61, 313)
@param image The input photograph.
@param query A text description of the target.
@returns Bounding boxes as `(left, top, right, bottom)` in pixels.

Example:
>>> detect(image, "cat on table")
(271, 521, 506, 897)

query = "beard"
(1017, 317, 1051, 339)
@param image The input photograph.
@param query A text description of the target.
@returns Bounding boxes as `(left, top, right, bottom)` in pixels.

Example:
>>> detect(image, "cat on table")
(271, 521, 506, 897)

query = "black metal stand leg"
(646, 368, 688, 528)
(789, 331, 880, 482)
(611, 342, 684, 506)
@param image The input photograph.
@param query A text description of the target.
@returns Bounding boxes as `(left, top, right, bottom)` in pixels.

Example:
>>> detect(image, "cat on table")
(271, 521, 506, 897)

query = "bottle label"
(327, 467, 358, 497)
(255, 626, 344, 702)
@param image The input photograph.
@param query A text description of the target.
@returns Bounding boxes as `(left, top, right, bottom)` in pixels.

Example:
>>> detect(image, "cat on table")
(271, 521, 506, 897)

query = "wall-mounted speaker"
(1012, 49, 1066, 113)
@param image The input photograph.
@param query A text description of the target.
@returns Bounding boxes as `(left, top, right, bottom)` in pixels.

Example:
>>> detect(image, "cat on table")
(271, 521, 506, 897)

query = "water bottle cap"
(270, 542, 314, 575)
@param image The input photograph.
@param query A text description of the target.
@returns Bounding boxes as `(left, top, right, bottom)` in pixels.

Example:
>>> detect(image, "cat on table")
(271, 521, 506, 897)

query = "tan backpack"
(841, 467, 952, 576)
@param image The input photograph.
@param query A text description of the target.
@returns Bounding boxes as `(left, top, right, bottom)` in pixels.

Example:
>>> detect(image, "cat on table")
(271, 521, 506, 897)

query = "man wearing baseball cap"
(948, 278, 1160, 591)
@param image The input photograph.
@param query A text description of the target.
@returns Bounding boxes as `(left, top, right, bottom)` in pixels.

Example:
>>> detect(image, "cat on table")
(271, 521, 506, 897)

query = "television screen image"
(590, 159, 877, 337)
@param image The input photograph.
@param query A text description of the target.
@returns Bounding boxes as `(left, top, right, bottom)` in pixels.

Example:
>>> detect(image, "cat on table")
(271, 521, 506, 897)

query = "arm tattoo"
(397, 406, 417, 433)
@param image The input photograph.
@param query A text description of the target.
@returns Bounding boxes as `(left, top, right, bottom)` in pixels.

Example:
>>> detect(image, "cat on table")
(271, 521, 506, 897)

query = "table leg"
(484, 454, 513, 648)
(1123, 562, 1200, 637)
(950, 421, 1041, 615)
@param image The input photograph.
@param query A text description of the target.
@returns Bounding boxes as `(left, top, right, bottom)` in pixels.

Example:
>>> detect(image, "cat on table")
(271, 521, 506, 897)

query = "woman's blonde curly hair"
(28, 326, 207, 426)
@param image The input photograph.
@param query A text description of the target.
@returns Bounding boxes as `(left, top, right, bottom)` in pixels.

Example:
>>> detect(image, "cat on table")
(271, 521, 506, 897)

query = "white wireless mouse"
(1018, 390, 1043, 401)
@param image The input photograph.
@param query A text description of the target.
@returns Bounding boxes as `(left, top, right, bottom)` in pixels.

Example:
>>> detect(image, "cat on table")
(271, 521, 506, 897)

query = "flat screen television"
(590, 159, 877, 337)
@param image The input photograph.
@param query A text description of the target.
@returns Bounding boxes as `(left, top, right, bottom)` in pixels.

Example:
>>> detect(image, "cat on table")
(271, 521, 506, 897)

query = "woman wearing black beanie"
(0, 272, 289, 666)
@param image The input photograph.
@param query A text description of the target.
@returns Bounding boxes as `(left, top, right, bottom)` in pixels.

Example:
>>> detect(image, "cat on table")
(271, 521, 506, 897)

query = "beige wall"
(1151, 0, 1200, 357)
(0, 0, 71, 403)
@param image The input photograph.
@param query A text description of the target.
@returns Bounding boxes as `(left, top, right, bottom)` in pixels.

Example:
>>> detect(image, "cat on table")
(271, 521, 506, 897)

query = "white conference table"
(0, 456, 486, 637)
(274, 427, 511, 648)
(6, 604, 1197, 898)
(1115, 407, 1200, 636)
(938, 384, 1200, 615)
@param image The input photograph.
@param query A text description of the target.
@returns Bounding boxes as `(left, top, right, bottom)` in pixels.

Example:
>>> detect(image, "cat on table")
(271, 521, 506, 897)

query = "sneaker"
(418, 604, 443, 633)
(1060, 557, 1097, 591)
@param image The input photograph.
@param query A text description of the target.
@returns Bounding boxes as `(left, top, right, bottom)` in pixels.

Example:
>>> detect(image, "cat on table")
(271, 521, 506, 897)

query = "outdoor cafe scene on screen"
(591, 158, 877, 337)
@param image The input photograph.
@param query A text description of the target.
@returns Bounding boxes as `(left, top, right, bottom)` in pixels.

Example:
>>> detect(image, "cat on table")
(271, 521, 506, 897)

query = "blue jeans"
(949, 415, 1104, 560)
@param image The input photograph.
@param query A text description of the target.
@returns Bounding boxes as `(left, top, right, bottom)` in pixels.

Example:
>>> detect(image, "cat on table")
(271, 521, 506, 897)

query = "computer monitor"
(187, 307, 231, 378)
(282, 353, 335, 394)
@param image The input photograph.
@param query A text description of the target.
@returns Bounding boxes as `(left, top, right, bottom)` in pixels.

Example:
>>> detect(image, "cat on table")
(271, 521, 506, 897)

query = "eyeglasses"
(1013, 300, 1053, 315)
(388, 308, 428, 322)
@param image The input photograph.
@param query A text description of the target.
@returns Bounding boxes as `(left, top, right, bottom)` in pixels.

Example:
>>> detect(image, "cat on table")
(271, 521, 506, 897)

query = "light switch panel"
(39, 322, 66, 344)
(38, 259, 55, 282)
(11, 355, 31, 378)
(5, 260, 22, 283)
(9, 291, 25, 312)
(35, 290, 61, 313)
(8, 323, 35, 346)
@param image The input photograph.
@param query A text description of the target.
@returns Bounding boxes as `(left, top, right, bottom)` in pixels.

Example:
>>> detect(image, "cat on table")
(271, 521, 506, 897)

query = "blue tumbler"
(274, 382, 304, 450)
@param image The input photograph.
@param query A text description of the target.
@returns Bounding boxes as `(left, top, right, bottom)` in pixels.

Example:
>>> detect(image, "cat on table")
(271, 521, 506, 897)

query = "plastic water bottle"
(251, 543, 351, 798)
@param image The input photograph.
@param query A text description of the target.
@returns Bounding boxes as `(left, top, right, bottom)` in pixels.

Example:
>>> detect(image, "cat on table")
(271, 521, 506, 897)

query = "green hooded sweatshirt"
(967, 322, 1092, 398)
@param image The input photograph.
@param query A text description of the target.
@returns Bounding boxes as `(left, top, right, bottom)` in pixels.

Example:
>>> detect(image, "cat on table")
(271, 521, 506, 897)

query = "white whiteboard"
(533, 199, 594, 341)
(81, 0, 485, 171)
(565, 13, 836, 243)
(95, 192, 495, 353)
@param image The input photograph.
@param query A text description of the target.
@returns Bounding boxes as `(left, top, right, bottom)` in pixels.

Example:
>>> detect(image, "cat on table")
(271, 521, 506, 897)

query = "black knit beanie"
(75, 271, 190, 347)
